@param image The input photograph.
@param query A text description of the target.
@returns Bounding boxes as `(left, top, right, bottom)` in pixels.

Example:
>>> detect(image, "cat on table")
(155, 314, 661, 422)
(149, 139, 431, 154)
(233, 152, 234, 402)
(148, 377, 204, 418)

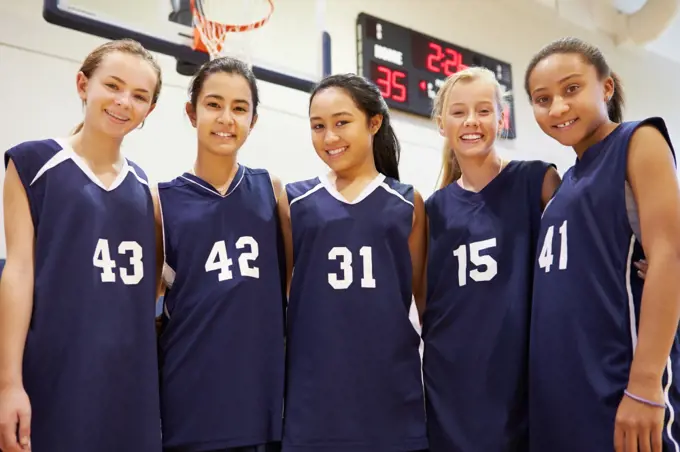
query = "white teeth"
(327, 147, 347, 156)
(461, 134, 482, 140)
(556, 120, 576, 128)
(105, 110, 129, 121)
(214, 132, 234, 137)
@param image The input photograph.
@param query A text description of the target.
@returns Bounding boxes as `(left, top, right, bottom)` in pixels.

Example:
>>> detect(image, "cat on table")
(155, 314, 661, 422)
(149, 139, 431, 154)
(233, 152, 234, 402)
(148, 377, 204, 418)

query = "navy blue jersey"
(530, 118, 680, 451)
(4, 138, 161, 452)
(422, 160, 552, 452)
(282, 173, 427, 452)
(157, 166, 286, 451)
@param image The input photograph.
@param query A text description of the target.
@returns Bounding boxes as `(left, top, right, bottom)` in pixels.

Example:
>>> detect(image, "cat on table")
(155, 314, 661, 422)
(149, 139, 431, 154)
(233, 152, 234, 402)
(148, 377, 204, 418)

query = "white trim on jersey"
(665, 357, 680, 451)
(627, 234, 679, 449)
(31, 139, 146, 191)
(289, 183, 324, 207)
(627, 236, 638, 350)
(179, 168, 245, 198)
(319, 172, 385, 205)
(378, 182, 414, 207)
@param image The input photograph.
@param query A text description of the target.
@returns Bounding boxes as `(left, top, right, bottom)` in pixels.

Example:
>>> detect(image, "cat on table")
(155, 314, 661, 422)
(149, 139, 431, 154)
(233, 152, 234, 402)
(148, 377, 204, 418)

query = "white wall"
(1, 0, 679, 259)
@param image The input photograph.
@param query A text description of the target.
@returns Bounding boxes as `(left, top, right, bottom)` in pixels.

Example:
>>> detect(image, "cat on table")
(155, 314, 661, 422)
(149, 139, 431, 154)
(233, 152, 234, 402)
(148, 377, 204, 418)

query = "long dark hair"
(310, 74, 401, 180)
(188, 56, 259, 118)
(524, 36, 624, 123)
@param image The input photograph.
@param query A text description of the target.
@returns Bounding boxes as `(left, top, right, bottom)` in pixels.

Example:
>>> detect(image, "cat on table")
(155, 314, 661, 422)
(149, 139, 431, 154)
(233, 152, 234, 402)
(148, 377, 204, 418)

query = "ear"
(603, 76, 615, 102)
(436, 115, 446, 138)
(249, 113, 258, 131)
(76, 72, 89, 103)
(185, 102, 197, 128)
(497, 108, 505, 132)
(145, 102, 158, 117)
(369, 114, 383, 135)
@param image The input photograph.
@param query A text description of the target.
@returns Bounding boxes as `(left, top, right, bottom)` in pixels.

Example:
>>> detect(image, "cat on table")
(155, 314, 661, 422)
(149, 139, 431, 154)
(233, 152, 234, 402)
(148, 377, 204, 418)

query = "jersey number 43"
(93, 238, 144, 285)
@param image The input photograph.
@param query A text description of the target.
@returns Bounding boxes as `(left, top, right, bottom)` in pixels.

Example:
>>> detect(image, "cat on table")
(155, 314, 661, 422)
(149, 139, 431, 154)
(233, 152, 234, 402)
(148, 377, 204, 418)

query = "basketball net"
(191, 0, 274, 65)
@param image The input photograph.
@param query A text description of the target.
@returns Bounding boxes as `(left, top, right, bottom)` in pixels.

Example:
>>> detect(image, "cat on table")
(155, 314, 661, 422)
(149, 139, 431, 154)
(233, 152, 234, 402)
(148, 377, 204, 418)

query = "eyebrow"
(108, 75, 151, 94)
(531, 73, 582, 95)
(204, 94, 250, 105)
(309, 111, 354, 121)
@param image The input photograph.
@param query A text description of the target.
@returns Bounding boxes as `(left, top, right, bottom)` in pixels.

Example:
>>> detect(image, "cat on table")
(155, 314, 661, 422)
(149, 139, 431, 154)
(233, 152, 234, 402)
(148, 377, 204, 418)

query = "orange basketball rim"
(190, 0, 275, 57)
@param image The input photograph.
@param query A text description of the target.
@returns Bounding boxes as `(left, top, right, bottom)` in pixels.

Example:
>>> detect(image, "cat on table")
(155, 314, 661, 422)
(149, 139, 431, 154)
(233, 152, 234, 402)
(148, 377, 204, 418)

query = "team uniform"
(422, 160, 552, 452)
(530, 118, 680, 451)
(157, 166, 286, 452)
(4, 138, 161, 452)
(282, 173, 428, 452)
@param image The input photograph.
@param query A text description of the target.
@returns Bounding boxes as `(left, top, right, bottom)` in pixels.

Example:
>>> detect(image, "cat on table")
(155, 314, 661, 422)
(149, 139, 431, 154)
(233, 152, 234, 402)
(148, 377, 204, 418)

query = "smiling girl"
(156, 57, 285, 452)
(526, 37, 680, 452)
(278, 74, 428, 452)
(422, 66, 559, 452)
(0, 39, 163, 452)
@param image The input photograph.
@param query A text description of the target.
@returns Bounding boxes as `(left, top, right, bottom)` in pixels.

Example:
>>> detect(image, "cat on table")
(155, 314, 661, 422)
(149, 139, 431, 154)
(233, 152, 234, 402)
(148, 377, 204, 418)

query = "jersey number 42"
(205, 236, 260, 281)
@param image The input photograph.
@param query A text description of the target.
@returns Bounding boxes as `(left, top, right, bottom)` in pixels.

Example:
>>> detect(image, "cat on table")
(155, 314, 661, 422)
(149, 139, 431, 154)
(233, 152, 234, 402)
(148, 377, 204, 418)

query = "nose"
(114, 91, 133, 109)
(549, 96, 570, 117)
(323, 129, 340, 145)
(463, 113, 479, 127)
(217, 110, 235, 124)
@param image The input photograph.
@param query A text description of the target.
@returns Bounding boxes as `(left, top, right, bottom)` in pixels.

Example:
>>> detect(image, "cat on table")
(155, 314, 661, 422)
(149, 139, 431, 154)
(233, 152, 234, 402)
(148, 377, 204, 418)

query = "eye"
(234, 106, 247, 112)
(566, 84, 580, 94)
(335, 120, 349, 127)
(311, 123, 324, 131)
(134, 94, 149, 102)
(207, 102, 221, 109)
(451, 111, 465, 116)
(479, 109, 491, 115)
(534, 96, 548, 105)
(105, 83, 119, 90)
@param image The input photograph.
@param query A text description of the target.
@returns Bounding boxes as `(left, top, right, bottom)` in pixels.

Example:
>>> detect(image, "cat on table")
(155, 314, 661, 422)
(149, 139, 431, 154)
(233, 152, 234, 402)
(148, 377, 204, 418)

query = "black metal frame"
(43, 0, 331, 92)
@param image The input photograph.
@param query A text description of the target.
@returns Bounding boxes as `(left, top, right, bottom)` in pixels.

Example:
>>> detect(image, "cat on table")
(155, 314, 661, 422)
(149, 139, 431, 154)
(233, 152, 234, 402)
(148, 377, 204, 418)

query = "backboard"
(43, 0, 331, 92)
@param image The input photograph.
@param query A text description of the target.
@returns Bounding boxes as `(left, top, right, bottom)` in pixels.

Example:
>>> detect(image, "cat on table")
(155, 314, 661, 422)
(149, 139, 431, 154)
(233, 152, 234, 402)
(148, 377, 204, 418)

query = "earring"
(138, 120, 145, 130)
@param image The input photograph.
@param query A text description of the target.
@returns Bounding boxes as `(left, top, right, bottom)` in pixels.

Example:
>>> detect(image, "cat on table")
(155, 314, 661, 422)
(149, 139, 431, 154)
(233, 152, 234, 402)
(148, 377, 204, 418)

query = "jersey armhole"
(622, 117, 675, 244)
(5, 152, 40, 231)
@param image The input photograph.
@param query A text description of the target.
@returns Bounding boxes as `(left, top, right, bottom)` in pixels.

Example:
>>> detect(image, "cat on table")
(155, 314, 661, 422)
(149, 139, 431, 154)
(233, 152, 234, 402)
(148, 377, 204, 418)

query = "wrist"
(0, 371, 23, 390)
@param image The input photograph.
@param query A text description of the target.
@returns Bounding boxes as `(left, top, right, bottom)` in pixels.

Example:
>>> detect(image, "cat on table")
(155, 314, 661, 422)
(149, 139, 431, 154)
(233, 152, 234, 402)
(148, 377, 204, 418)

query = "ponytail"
(71, 121, 84, 135)
(608, 72, 625, 123)
(436, 139, 462, 190)
(309, 74, 404, 181)
(373, 115, 400, 181)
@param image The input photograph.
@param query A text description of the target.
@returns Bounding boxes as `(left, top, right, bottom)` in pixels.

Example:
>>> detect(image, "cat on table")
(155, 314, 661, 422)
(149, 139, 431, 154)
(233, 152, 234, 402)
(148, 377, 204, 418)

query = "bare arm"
(0, 160, 35, 389)
(541, 166, 562, 209)
(626, 125, 680, 395)
(275, 185, 293, 296)
(409, 190, 427, 323)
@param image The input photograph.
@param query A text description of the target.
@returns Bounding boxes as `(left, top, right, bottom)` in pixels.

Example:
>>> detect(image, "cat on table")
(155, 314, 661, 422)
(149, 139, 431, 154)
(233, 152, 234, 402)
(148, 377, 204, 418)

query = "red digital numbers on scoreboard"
(372, 64, 408, 103)
(426, 42, 468, 76)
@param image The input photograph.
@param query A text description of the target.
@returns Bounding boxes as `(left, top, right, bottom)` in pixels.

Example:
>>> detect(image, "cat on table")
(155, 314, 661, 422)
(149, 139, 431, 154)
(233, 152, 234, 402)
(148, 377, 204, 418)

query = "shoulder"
(627, 117, 676, 176)
(157, 175, 190, 192)
(286, 177, 323, 203)
(511, 159, 557, 178)
(125, 159, 150, 183)
(4, 138, 63, 170)
(381, 177, 415, 204)
(628, 117, 674, 153)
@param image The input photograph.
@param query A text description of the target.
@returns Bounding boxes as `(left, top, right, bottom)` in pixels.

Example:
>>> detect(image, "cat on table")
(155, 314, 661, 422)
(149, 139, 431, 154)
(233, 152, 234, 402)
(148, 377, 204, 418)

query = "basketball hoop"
(190, 0, 274, 64)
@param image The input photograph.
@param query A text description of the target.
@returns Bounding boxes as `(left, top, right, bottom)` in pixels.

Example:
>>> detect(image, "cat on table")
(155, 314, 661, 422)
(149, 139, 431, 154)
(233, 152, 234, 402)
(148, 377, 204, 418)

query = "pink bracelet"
(624, 390, 666, 409)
